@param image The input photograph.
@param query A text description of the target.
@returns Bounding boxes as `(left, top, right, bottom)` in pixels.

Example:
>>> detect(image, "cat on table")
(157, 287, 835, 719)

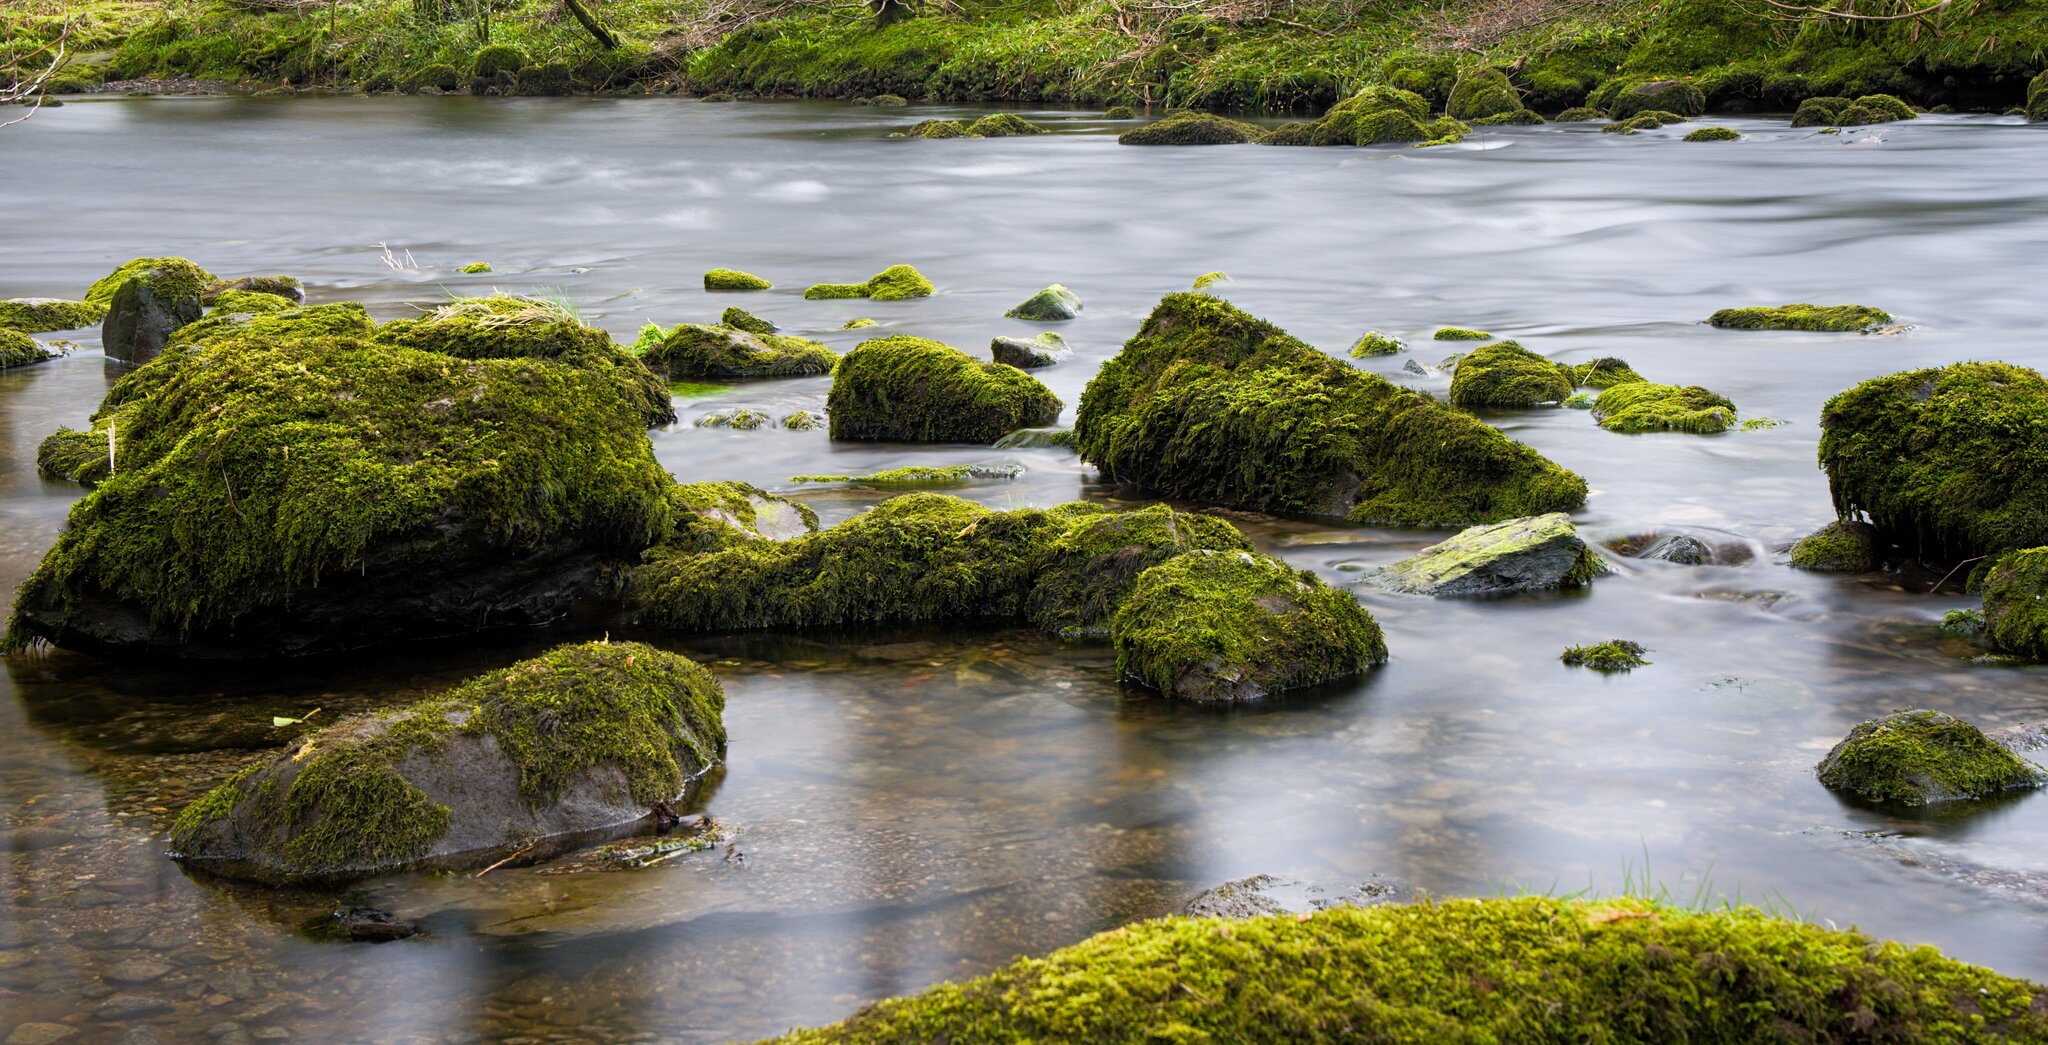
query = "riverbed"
(3, 96, 2047, 1043)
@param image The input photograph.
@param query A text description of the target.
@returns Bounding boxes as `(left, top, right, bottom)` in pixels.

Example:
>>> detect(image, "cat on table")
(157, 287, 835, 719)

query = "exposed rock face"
(101, 259, 209, 364)
(1817, 709, 2045, 805)
(168, 641, 726, 883)
(1368, 513, 1605, 596)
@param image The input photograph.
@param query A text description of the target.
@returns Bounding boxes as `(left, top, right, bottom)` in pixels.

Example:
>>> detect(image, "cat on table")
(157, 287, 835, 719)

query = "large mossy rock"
(0, 298, 107, 333)
(643, 323, 838, 379)
(1369, 513, 1604, 596)
(5, 309, 678, 658)
(768, 896, 2048, 1043)
(1112, 550, 1385, 703)
(1818, 362, 2048, 561)
(1982, 547, 2048, 660)
(101, 258, 211, 364)
(168, 641, 726, 883)
(1075, 294, 1586, 527)
(827, 336, 1062, 442)
(1592, 382, 1738, 434)
(1445, 67, 1523, 120)
(1605, 78, 1707, 119)
(1817, 709, 2044, 805)
(1117, 111, 1267, 145)
(1448, 341, 1572, 407)
(1788, 519, 1882, 572)
(1265, 87, 1458, 148)
(1026, 504, 1250, 639)
(379, 295, 675, 425)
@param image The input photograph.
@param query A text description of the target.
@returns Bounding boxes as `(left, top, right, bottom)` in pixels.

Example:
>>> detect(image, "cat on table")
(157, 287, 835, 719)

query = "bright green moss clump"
(720, 307, 775, 335)
(1473, 108, 1545, 126)
(1568, 357, 1644, 388)
(208, 290, 294, 314)
(0, 330, 56, 370)
(1433, 326, 1494, 341)
(1077, 294, 1584, 527)
(1789, 520, 1881, 572)
(1445, 67, 1523, 120)
(966, 112, 1047, 136)
(1817, 362, 2048, 560)
(1685, 126, 1741, 141)
(802, 264, 934, 301)
(804, 282, 869, 299)
(1449, 341, 1573, 407)
(0, 298, 106, 333)
(770, 896, 2048, 1044)
(1555, 107, 1604, 121)
(1793, 95, 1914, 127)
(1593, 382, 1737, 434)
(1028, 505, 1249, 639)
(1709, 304, 1892, 331)
(458, 261, 492, 274)
(828, 336, 1062, 442)
(1561, 639, 1651, 671)
(1349, 331, 1403, 357)
(645, 324, 837, 380)
(87, 257, 215, 307)
(1118, 111, 1266, 145)
(379, 295, 673, 426)
(1980, 548, 2048, 660)
(36, 428, 107, 484)
(705, 268, 772, 291)
(1817, 708, 2044, 805)
(472, 44, 528, 79)
(902, 118, 973, 138)
(663, 480, 820, 553)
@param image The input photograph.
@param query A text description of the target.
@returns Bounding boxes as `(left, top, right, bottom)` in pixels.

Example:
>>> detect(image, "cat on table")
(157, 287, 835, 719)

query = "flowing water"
(3, 97, 2048, 1043)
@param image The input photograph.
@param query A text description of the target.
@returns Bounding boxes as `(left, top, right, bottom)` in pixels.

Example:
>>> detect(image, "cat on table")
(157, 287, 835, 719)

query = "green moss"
(36, 428, 109, 485)
(644, 323, 835, 380)
(1740, 417, 1785, 430)
(1075, 294, 1586, 527)
(513, 61, 573, 96)
(458, 261, 493, 274)
(1561, 639, 1651, 671)
(1349, 331, 1404, 357)
(701, 91, 737, 102)
(842, 317, 878, 329)
(380, 295, 674, 426)
(1603, 114, 1667, 133)
(966, 112, 1046, 136)
(804, 282, 871, 300)
(208, 290, 294, 314)
(1104, 104, 1136, 118)
(1789, 520, 1881, 572)
(828, 335, 1062, 442)
(407, 63, 461, 92)
(803, 264, 934, 301)
(793, 465, 975, 485)
(1263, 121, 1316, 145)
(1554, 106, 1604, 121)
(1330, 85, 1431, 121)
(705, 267, 772, 290)
(1473, 108, 1546, 125)
(1709, 304, 1892, 331)
(1853, 93, 1916, 120)
(1568, 357, 1645, 389)
(1354, 108, 1431, 145)
(718, 307, 775, 335)
(1117, 111, 1266, 145)
(664, 480, 819, 553)
(1593, 382, 1738, 434)
(904, 118, 976, 138)
(1606, 78, 1705, 118)
(0, 330, 56, 370)
(1792, 96, 1850, 127)
(770, 896, 2048, 1043)
(1446, 67, 1522, 120)
(1433, 327, 1494, 341)
(781, 410, 822, 430)
(1450, 341, 1573, 408)
(472, 44, 528, 79)
(1028, 504, 1250, 639)
(1191, 271, 1229, 291)
(869, 94, 908, 106)
(1980, 548, 2048, 660)
(1684, 125, 1740, 140)
(697, 408, 771, 429)
(1371, 512, 1606, 595)
(0, 298, 107, 333)
(1565, 392, 1596, 409)
(1940, 607, 1987, 639)
(87, 257, 216, 307)
(1005, 284, 1082, 321)
(1817, 708, 2044, 805)
(1817, 362, 2048, 561)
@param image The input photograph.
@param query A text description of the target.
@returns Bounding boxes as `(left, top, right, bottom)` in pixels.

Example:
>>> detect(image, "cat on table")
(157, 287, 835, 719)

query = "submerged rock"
(1817, 709, 2044, 805)
(1004, 284, 1082, 321)
(991, 332, 1070, 368)
(1448, 341, 1572, 407)
(1075, 294, 1585, 527)
(1709, 304, 1892, 331)
(1789, 520, 1881, 572)
(0, 297, 107, 333)
(168, 641, 726, 883)
(802, 264, 934, 302)
(1370, 513, 1605, 596)
(101, 258, 210, 364)
(828, 335, 1062, 442)
(1117, 111, 1266, 145)
(1981, 548, 2048, 660)
(645, 323, 837, 379)
(1641, 534, 1714, 565)
(1592, 382, 1738, 434)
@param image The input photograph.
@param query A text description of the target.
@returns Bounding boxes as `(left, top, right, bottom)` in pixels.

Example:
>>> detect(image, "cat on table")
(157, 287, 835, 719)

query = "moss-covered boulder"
(1606, 78, 1706, 119)
(1446, 67, 1523, 120)
(1555, 106, 1604, 121)
(665, 480, 819, 553)
(513, 62, 573, 96)
(769, 896, 2048, 1043)
(1568, 357, 1644, 388)
(1981, 548, 2048, 660)
(101, 258, 210, 364)
(472, 44, 528, 79)
(990, 332, 1069, 368)
(1118, 112, 1266, 145)
(1709, 304, 1891, 331)
(1004, 284, 1082, 321)
(2029, 71, 2048, 122)
(1473, 109, 1546, 126)
(719, 306, 776, 335)
(1685, 126, 1741, 141)
(1449, 341, 1572, 407)
(1349, 331, 1404, 357)
(1113, 550, 1385, 703)
(1789, 519, 1882, 572)
(1077, 294, 1585, 527)
(1817, 362, 2048, 561)
(902, 118, 974, 139)
(0, 298, 107, 333)
(1104, 105, 1136, 119)
(202, 275, 304, 306)
(1028, 504, 1249, 639)
(801, 264, 934, 301)
(0, 329, 56, 370)
(1369, 513, 1604, 596)
(1791, 96, 1852, 127)
(1817, 709, 2044, 805)
(828, 336, 1062, 442)
(1593, 382, 1738, 434)
(643, 323, 836, 380)
(704, 268, 771, 291)
(167, 641, 725, 883)
(966, 113, 1047, 136)
(379, 295, 674, 426)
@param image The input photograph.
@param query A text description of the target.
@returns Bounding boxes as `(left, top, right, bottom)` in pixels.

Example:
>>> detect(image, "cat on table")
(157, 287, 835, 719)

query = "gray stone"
(1369, 513, 1604, 596)
(1641, 534, 1713, 565)
(990, 333, 1070, 369)
(93, 994, 172, 1020)
(104, 958, 172, 985)
(1003, 284, 1082, 321)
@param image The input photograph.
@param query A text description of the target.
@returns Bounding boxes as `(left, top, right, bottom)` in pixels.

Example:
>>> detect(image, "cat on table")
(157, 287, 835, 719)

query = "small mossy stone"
(471, 44, 528, 79)
(0, 298, 106, 333)
(842, 317, 877, 329)
(905, 118, 976, 139)
(1117, 111, 1266, 145)
(1104, 105, 1136, 119)
(720, 307, 776, 335)
(1789, 520, 1882, 572)
(1554, 106, 1603, 121)
(1982, 548, 2048, 660)
(1684, 126, 1741, 141)
(1817, 708, 2044, 805)
(513, 62, 572, 97)
(870, 94, 907, 106)
(1369, 513, 1605, 596)
(991, 334, 1066, 369)
(1791, 96, 1850, 127)
(828, 336, 1061, 442)
(201, 275, 303, 306)
(1449, 341, 1573, 408)
(966, 113, 1046, 137)
(865, 264, 934, 301)
(1836, 103, 1884, 126)
(1352, 108, 1431, 145)
(1709, 304, 1891, 331)
(697, 408, 771, 430)
(645, 324, 834, 379)
(780, 410, 822, 431)
(0, 329, 56, 370)
(1472, 109, 1545, 126)
(1433, 327, 1494, 341)
(88, 257, 214, 307)
(1607, 78, 1705, 119)
(1561, 639, 1650, 671)
(1263, 121, 1316, 146)
(1854, 94, 1916, 121)
(705, 268, 772, 291)
(1592, 382, 1738, 434)
(804, 282, 869, 300)
(1328, 85, 1431, 122)
(1567, 357, 1644, 389)
(1445, 67, 1522, 120)
(1004, 284, 1081, 321)
(1349, 331, 1404, 358)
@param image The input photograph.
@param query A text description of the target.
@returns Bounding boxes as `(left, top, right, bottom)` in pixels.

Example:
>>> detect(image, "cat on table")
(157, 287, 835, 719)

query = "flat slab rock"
(1368, 512, 1602, 596)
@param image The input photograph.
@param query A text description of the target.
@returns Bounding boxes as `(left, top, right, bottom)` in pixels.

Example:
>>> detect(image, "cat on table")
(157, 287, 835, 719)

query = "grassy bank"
(6, 0, 2046, 111)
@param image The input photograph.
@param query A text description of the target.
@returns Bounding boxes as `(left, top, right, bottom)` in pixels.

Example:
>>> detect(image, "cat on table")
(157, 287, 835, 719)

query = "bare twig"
(0, 21, 68, 130)
(474, 843, 537, 878)
(1754, 0, 1949, 19)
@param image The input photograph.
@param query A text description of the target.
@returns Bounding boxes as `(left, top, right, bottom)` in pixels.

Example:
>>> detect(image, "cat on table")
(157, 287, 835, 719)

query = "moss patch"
(1561, 639, 1651, 671)
(645, 323, 837, 379)
(1433, 326, 1494, 341)
(1981, 547, 2048, 660)
(87, 257, 216, 307)
(1789, 520, 1881, 572)
(1593, 382, 1737, 434)
(1684, 125, 1740, 140)
(802, 264, 934, 301)
(705, 267, 772, 291)
(966, 112, 1046, 136)
(1817, 708, 2044, 805)
(1709, 304, 1892, 331)
(1446, 66, 1522, 120)
(828, 335, 1062, 442)
(720, 306, 776, 335)
(1028, 504, 1250, 639)
(209, 290, 295, 314)
(1118, 111, 1266, 145)
(1449, 341, 1573, 407)
(0, 330, 57, 370)
(1349, 331, 1404, 357)
(0, 298, 107, 333)
(1568, 357, 1645, 389)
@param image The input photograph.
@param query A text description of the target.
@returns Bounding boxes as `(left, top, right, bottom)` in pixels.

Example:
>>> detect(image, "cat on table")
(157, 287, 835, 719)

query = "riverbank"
(10, 0, 2045, 112)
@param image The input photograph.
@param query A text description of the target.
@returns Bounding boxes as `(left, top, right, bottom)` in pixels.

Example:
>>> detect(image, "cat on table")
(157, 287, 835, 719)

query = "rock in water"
(1981, 547, 2048, 660)
(828, 336, 1062, 442)
(1816, 709, 2044, 805)
(1641, 534, 1713, 565)
(1369, 513, 1605, 596)
(1004, 284, 1082, 321)
(990, 333, 1069, 368)
(1789, 519, 1881, 572)
(101, 258, 209, 364)
(0, 297, 107, 333)
(644, 323, 837, 379)
(1184, 874, 1412, 918)
(168, 641, 726, 883)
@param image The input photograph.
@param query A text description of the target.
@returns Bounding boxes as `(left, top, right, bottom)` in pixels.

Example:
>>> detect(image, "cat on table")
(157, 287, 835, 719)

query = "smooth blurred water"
(2, 97, 2047, 1043)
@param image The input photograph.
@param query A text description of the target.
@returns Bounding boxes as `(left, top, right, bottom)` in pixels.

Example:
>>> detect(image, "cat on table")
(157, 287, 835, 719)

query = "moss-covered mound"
(1433, 326, 1493, 341)
(1449, 341, 1573, 407)
(87, 257, 214, 307)
(903, 118, 973, 138)
(203, 275, 304, 306)
(1593, 382, 1738, 434)
(1817, 362, 2048, 561)
(168, 640, 726, 883)
(1349, 331, 1404, 357)
(1077, 294, 1585, 527)
(1027, 504, 1250, 639)
(769, 896, 2048, 1044)
(704, 268, 772, 291)
(1266, 87, 1460, 147)
(6, 318, 677, 658)
(802, 264, 935, 301)
(1981, 547, 2048, 660)
(1005, 284, 1082, 321)
(1685, 126, 1741, 141)
(720, 306, 776, 335)
(1104, 105, 1136, 119)
(1709, 304, 1892, 331)
(1118, 111, 1266, 145)
(1113, 550, 1384, 703)
(966, 112, 1047, 136)
(827, 336, 1062, 442)
(1604, 78, 1706, 118)
(1561, 639, 1651, 671)
(1817, 708, 2044, 805)
(1791, 94, 1915, 127)
(0, 330, 57, 370)
(1568, 357, 1644, 388)
(644, 323, 837, 380)
(1473, 108, 1546, 126)
(1446, 67, 1523, 120)
(2030, 72, 2048, 122)
(0, 298, 107, 333)
(209, 289, 294, 314)
(1789, 519, 1881, 572)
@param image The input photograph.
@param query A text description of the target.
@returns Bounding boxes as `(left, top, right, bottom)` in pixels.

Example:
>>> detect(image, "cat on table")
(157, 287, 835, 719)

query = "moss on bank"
(827, 336, 1061, 442)
(768, 896, 2048, 1043)
(1817, 708, 2043, 805)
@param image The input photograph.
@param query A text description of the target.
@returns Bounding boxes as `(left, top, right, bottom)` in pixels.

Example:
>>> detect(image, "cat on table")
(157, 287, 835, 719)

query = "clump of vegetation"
(1568, 357, 1644, 388)
(1561, 639, 1651, 671)
(1554, 107, 1605, 121)
(1592, 382, 1737, 434)
(790, 465, 1017, 486)
(720, 306, 775, 335)
(769, 897, 2048, 1043)
(1445, 67, 1523, 120)
(1602, 78, 1705, 118)
(697, 407, 771, 429)
(1709, 304, 1892, 331)
(0, 330, 56, 370)
(209, 290, 294, 314)
(829, 335, 1061, 442)
(1005, 284, 1082, 321)
(966, 112, 1047, 136)
(1191, 271, 1229, 290)
(901, 118, 972, 138)
(1817, 708, 2044, 805)
(1939, 608, 1986, 639)
(202, 276, 302, 306)
(802, 264, 934, 301)
(1981, 548, 2048, 660)
(1118, 111, 1266, 145)
(1433, 327, 1493, 341)
(645, 324, 837, 379)
(842, 317, 877, 329)
(1684, 126, 1740, 141)
(0, 298, 107, 333)
(781, 410, 822, 430)
(379, 295, 674, 425)
(1449, 341, 1573, 407)
(704, 267, 772, 290)
(1789, 520, 1881, 572)
(1349, 331, 1404, 357)
(1076, 294, 1585, 527)
(1027, 504, 1249, 639)
(1791, 94, 1916, 127)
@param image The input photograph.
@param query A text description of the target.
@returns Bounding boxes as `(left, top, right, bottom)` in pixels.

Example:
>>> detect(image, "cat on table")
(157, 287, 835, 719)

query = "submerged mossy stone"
(1117, 111, 1266, 145)
(1004, 284, 1081, 321)
(1113, 550, 1385, 703)
(1593, 382, 1738, 434)
(0, 329, 57, 370)
(1370, 513, 1604, 596)
(870, 94, 908, 107)
(1561, 639, 1650, 671)
(666, 480, 819, 552)
(1473, 109, 1545, 126)
(644, 323, 836, 380)
(781, 410, 822, 430)
(1606, 78, 1706, 119)
(829, 336, 1062, 442)
(1449, 341, 1573, 407)
(1568, 357, 1644, 389)
(904, 118, 975, 139)
(1791, 96, 1851, 127)
(1817, 362, 2048, 560)
(1445, 67, 1523, 120)
(208, 289, 293, 314)
(101, 258, 210, 365)
(379, 295, 673, 426)
(1982, 548, 2048, 660)
(1817, 709, 2044, 805)
(1789, 519, 1881, 572)
(704, 268, 772, 291)
(720, 306, 776, 335)
(966, 113, 1047, 137)
(1685, 126, 1741, 141)
(1, 298, 108, 333)
(168, 641, 726, 883)
(1708, 304, 1891, 331)
(697, 408, 770, 430)
(991, 332, 1069, 369)
(36, 427, 106, 483)
(1076, 294, 1586, 527)
(1350, 331, 1404, 357)
(1554, 106, 1604, 121)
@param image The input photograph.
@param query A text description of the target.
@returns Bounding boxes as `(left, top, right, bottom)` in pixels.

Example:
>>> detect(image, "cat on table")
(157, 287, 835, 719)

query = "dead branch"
(0, 21, 67, 130)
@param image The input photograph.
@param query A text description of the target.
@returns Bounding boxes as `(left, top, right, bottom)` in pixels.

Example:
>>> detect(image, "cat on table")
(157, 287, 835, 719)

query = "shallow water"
(4, 97, 2048, 1043)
